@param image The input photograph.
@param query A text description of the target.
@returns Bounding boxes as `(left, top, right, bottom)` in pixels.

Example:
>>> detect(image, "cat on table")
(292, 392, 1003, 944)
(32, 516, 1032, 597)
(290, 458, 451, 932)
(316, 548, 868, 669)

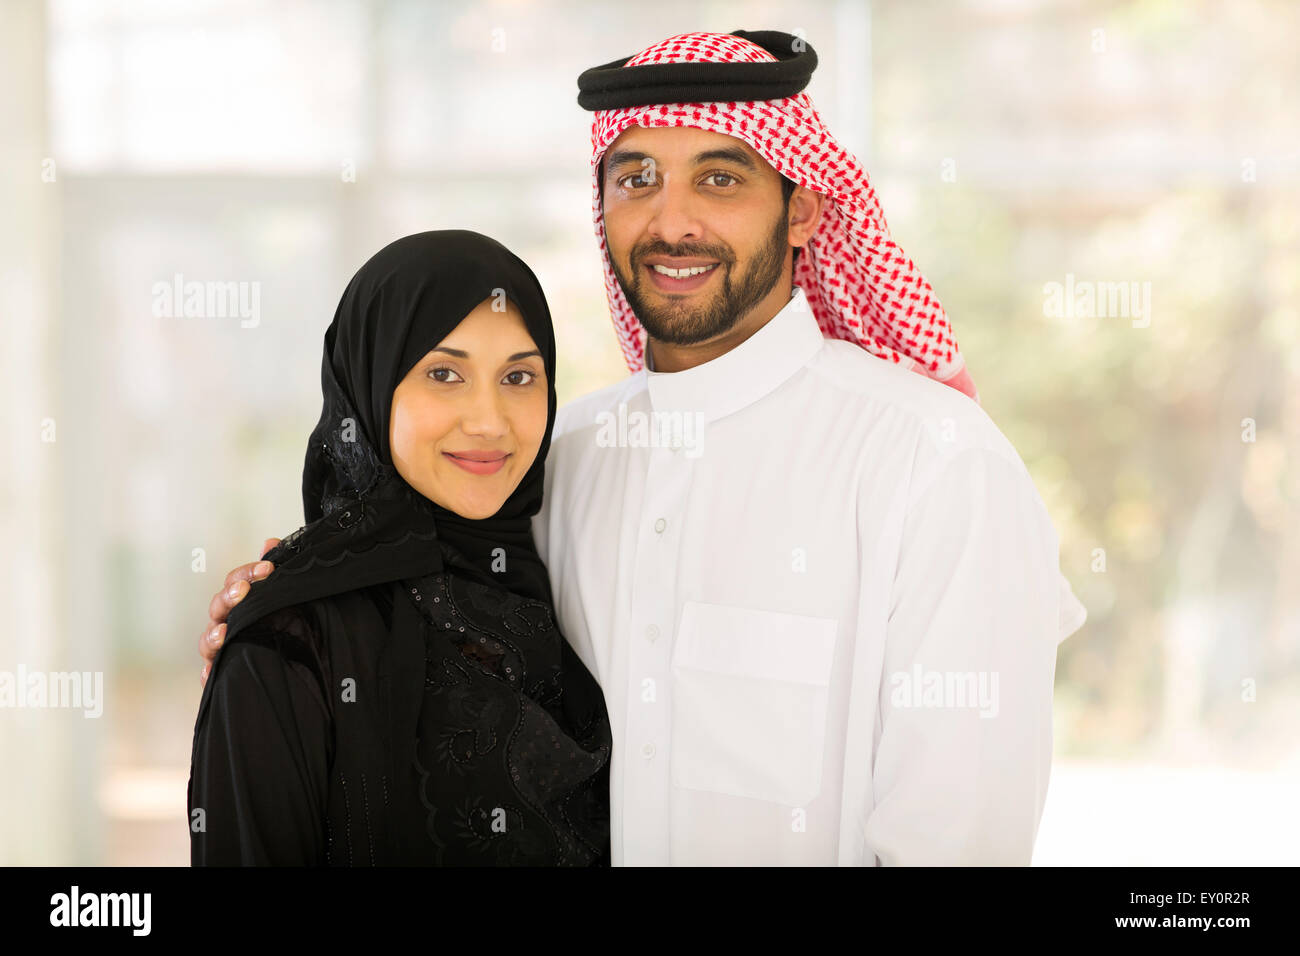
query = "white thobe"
(532, 284, 1087, 866)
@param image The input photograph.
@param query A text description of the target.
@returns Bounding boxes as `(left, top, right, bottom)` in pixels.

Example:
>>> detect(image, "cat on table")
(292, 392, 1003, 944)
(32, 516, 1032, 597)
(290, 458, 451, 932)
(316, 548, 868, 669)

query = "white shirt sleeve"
(862, 445, 1065, 865)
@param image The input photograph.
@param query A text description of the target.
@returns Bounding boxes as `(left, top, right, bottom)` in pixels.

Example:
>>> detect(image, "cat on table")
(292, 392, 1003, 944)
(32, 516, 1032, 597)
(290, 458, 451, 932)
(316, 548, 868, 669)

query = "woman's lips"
(442, 452, 510, 475)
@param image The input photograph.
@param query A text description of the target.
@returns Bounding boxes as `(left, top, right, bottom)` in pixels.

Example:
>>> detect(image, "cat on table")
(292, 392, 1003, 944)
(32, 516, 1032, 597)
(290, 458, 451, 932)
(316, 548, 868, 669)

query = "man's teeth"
(652, 263, 717, 278)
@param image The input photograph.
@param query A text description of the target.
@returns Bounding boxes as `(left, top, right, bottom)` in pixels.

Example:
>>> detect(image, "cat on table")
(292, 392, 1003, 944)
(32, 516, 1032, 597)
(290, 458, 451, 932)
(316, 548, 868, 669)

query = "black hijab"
(224, 229, 559, 641)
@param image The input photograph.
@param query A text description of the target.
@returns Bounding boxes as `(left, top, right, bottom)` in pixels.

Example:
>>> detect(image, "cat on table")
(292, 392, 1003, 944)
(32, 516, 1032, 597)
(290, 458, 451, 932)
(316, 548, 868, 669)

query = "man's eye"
(619, 172, 655, 189)
(429, 366, 463, 383)
(704, 172, 738, 187)
(503, 369, 537, 386)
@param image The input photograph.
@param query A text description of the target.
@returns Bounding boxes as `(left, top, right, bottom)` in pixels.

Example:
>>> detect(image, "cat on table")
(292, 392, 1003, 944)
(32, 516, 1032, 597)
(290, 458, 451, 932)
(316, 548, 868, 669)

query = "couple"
(190, 30, 1086, 866)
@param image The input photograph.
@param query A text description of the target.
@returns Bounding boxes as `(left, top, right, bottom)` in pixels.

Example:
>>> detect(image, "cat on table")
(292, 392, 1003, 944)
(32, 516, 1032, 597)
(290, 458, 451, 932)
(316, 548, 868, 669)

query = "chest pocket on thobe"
(670, 601, 838, 808)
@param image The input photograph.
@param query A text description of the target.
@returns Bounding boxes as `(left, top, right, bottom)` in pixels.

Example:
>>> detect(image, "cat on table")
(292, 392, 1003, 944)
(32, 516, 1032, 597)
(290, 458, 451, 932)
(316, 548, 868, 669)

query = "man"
(199, 29, 1086, 865)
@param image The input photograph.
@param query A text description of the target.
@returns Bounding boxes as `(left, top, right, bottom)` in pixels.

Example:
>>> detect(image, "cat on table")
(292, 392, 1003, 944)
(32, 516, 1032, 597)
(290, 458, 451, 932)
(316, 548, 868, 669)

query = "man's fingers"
(208, 575, 251, 625)
(202, 546, 277, 666)
(221, 559, 274, 592)
(198, 622, 226, 663)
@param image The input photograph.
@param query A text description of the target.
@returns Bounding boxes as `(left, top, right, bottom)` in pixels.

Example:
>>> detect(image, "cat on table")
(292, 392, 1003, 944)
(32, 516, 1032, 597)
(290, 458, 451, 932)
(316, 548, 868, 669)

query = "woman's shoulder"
(208, 584, 400, 710)
(229, 583, 397, 651)
(307, 582, 400, 633)
(215, 602, 331, 687)
(233, 601, 320, 640)
(196, 601, 333, 733)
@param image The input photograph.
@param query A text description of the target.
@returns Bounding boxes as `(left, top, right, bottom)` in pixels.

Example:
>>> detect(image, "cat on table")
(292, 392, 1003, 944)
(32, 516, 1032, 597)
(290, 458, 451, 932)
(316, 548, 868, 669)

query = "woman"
(188, 230, 611, 865)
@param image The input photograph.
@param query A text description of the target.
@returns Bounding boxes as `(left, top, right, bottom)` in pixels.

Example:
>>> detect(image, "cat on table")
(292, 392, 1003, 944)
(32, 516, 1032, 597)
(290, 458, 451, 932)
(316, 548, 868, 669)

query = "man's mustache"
(631, 246, 735, 268)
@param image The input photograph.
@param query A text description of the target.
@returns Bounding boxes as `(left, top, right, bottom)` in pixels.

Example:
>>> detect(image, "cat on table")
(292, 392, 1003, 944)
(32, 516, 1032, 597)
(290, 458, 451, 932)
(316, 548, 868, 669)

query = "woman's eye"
(503, 369, 537, 386)
(428, 366, 463, 383)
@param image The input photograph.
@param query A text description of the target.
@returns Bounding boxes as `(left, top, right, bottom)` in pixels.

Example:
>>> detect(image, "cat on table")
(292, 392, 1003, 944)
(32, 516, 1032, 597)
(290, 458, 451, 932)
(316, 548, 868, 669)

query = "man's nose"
(646, 175, 707, 248)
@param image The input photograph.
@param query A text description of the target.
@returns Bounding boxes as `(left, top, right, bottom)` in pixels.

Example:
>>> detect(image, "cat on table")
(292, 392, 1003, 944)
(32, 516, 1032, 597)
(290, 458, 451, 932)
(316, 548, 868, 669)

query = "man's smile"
(642, 257, 721, 294)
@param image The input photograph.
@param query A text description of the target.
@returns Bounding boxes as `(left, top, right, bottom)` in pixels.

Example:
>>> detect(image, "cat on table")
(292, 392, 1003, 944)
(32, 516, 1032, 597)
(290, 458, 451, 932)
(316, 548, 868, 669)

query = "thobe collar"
(644, 285, 822, 424)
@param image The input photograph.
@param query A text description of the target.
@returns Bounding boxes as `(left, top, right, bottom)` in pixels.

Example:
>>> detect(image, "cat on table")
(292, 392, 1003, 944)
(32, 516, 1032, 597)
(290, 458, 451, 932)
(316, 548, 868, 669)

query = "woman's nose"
(458, 384, 509, 439)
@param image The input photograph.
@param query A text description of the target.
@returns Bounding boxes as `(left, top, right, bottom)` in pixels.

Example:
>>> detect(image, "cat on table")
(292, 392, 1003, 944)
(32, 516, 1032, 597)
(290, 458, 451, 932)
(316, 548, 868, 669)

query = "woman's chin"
(448, 499, 504, 520)
(401, 461, 528, 520)
(423, 480, 512, 520)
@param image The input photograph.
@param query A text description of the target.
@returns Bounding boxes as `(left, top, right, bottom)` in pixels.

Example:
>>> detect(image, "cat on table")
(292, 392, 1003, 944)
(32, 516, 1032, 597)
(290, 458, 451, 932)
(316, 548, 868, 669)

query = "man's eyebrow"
(431, 347, 542, 362)
(690, 147, 758, 171)
(605, 149, 650, 172)
(604, 146, 759, 173)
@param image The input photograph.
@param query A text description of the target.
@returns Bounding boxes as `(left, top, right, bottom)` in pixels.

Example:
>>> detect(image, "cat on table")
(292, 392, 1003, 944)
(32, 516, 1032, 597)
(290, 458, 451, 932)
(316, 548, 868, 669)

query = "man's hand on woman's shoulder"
(198, 537, 280, 686)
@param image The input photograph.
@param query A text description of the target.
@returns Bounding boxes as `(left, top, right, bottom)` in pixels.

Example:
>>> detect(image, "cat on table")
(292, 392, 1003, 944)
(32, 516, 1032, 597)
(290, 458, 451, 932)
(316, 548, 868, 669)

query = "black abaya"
(187, 231, 611, 866)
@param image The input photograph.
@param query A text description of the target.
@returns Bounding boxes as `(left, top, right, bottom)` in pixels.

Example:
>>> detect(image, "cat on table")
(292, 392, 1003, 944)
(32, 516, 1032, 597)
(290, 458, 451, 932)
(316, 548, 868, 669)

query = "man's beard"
(611, 210, 789, 347)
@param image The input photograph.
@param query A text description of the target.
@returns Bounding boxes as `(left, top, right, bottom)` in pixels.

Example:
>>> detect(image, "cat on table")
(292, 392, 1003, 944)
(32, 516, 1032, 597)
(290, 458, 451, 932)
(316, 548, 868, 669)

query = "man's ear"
(788, 186, 825, 247)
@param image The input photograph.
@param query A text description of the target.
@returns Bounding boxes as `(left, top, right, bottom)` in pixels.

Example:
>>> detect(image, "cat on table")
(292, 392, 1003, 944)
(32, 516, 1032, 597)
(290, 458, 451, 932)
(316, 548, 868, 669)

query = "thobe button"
(645, 624, 659, 642)
(641, 743, 656, 759)
(654, 517, 667, 533)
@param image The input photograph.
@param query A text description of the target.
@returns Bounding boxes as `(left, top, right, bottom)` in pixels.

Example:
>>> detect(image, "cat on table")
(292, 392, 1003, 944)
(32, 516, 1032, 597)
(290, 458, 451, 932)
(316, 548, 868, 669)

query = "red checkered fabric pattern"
(590, 31, 979, 402)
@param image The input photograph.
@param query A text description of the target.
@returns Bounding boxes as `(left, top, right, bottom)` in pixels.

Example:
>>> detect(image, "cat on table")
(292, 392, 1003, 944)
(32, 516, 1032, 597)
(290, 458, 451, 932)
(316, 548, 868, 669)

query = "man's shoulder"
(810, 340, 1022, 467)
(553, 372, 648, 442)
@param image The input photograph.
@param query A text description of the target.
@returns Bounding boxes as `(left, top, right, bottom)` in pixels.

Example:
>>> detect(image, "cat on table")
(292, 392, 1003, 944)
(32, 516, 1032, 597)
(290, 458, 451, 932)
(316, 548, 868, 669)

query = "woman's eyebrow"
(431, 347, 542, 361)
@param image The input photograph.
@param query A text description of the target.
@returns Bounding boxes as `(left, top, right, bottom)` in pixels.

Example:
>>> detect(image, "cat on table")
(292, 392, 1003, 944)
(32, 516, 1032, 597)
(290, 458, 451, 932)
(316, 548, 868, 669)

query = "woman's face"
(389, 297, 548, 519)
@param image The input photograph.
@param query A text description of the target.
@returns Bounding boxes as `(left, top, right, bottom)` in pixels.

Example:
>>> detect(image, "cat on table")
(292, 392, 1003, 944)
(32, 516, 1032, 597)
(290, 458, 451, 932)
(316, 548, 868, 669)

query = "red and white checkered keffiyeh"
(589, 31, 979, 402)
